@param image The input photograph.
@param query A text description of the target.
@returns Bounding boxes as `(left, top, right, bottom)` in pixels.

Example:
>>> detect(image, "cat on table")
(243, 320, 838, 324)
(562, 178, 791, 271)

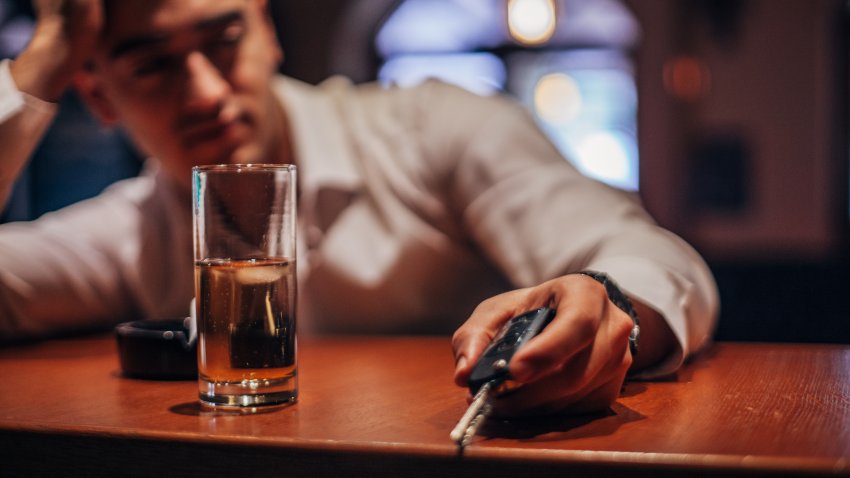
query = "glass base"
(199, 373, 297, 409)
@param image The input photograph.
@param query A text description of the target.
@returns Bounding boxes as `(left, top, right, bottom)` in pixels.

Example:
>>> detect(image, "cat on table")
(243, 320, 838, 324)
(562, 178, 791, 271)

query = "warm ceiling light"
(663, 56, 711, 101)
(507, 0, 557, 46)
(534, 72, 582, 125)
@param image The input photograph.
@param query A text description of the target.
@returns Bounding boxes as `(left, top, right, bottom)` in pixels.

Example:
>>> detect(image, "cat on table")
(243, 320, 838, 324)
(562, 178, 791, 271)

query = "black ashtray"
(115, 318, 197, 380)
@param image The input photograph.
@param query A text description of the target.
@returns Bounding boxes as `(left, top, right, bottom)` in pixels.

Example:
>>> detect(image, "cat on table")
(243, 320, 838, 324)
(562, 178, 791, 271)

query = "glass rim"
(192, 164, 296, 173)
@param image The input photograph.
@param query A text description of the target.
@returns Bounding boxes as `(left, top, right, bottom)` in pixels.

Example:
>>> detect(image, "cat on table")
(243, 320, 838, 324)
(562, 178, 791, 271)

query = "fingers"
(451, 287, 536, 386)
(13, 0, 103, 101)
(491, 342, 632, 417)
(508, 276, 605, 382)
(510, 274, 631, 383)
(452, 274, 637, 417)
(451, 328, 490, 387)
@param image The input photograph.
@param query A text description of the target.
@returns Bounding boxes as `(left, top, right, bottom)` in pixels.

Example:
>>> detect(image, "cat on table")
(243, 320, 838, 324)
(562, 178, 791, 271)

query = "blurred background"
(1, 0, 848, 343)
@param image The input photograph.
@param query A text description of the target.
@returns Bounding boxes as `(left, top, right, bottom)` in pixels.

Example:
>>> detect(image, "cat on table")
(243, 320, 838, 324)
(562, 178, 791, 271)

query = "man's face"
(88, 0, 283, 186)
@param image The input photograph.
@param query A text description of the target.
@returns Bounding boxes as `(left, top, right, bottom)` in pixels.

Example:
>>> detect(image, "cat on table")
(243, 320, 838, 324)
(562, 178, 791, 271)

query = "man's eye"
(133, 56, 176, 77)
(203, 24, 244, 70)
(217, 24, 245, 47)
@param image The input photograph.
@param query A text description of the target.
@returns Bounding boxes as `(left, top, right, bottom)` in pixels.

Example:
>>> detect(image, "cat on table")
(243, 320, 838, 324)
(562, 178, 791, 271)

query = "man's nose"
(183, 51, 230, 111)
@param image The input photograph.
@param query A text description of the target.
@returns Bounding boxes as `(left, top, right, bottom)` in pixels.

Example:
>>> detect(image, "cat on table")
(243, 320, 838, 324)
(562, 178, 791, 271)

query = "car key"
(450, 307, 556, 449)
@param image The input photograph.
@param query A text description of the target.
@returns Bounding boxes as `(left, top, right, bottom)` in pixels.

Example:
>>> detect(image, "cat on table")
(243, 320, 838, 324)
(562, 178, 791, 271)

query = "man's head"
(76, 0, 286, 187)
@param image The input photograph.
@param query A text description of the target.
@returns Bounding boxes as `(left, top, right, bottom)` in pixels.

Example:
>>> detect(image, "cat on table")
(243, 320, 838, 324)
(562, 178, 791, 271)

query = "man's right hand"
(10, 0, 103, 102)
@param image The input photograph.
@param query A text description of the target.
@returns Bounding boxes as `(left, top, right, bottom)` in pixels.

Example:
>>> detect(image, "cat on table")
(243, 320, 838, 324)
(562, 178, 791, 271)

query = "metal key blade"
(460, 400, 492, 448)
(450, 381, 493, 447)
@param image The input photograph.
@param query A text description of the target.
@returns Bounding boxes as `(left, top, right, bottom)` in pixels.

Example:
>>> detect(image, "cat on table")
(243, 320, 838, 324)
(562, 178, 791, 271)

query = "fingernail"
(455, 356, 467, 374)
(511, 359, 535, 382)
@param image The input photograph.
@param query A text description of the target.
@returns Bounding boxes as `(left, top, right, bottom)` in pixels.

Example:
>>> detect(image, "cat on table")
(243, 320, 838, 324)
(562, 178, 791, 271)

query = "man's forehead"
(102, 0, 251, 42)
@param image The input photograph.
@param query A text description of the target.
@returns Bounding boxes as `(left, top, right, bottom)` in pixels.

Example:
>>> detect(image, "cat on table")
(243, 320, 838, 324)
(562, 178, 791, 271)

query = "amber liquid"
(195, 258, 297, 407)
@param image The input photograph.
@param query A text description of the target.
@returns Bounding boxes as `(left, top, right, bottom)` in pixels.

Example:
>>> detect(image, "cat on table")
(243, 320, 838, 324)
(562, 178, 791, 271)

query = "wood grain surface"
(0, 336, 848, 477)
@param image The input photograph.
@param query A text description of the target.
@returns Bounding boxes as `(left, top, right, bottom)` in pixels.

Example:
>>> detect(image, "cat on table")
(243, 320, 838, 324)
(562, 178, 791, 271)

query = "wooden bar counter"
(1, 335, 849, 477)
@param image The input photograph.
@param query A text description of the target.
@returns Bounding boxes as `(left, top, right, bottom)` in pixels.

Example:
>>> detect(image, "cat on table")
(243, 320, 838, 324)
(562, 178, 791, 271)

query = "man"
(0, 0, 717, 416)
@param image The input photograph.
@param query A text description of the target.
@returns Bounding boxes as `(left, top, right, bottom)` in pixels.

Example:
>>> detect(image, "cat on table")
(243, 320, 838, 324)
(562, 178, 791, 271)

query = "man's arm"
(0, 0, 167, 341)
(417, 82, 718, 415)
(0, 0, 101, 208)
(10, 0, 101, 103)
(0, 61, 56, 208)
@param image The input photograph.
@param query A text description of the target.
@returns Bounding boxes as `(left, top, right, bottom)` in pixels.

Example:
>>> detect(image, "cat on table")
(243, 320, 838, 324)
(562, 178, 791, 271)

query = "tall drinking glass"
(192, 164, 297, 409)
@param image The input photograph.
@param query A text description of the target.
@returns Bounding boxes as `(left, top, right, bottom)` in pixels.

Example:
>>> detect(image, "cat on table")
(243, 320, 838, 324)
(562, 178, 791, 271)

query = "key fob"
(467, 307, 556, 394)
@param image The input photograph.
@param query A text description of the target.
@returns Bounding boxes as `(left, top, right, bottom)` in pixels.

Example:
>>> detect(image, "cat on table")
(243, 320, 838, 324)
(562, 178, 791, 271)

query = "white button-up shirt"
(0, 60, 718, 376)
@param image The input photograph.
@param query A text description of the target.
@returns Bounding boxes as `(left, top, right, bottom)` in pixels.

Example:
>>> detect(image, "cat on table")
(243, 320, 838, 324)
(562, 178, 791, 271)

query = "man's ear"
(257, 0, 284, 67)
(72, 68, 119, 125)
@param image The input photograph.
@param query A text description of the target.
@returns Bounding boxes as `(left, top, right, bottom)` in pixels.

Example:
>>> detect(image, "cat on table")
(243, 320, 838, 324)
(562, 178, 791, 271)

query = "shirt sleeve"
(417, 81, 719, 378)
(0, 59, 58, 209)
(0, 162, 195, 341)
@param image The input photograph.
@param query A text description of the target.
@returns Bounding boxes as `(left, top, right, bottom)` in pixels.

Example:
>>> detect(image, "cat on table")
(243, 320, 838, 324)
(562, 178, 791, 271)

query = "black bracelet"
(575, 271, 640, 357)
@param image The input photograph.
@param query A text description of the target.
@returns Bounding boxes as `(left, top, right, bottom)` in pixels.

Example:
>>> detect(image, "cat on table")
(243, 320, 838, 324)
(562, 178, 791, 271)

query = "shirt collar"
(272, 75, 363, 200)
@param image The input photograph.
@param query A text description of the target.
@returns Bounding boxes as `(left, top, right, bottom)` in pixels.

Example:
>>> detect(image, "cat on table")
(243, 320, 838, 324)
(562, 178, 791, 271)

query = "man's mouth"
(182, 120, 238, 148)
(178, 106, 247, 149)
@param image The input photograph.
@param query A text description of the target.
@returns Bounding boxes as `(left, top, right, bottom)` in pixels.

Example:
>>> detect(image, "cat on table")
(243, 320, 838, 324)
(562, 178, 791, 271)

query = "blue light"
(375, 0, 641, 191)
(378, 53, 506, 95)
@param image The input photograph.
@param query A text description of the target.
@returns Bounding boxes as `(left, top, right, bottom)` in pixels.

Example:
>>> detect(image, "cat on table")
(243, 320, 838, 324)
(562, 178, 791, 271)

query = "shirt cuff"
(0, 59, 59, 208)
(586, 255, 718, 379)
(0, 59, 26, 120)
(0, 59, 57, 120)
